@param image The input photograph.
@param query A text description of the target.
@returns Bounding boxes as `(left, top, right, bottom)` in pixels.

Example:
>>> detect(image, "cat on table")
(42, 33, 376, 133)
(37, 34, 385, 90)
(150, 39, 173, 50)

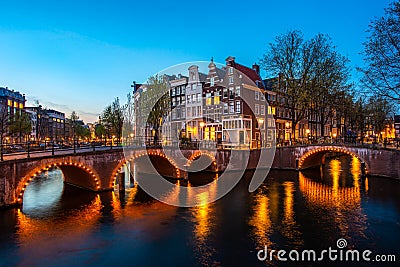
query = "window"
(171, 88, 175, 96)
(223, 103, 228, 114)
(229, 102, 234, 113)
(193, 84, 197, 90)
(197, 106, 202, 117)
(181, 86, 186, 94)
(229, 87, 234, 99)
(214, 95, 220, 105)
(187, 95, 191, 103)
(7, 99, 12, 106)
(206, 93, 212, 105)
(236, 101, 241, 113)
(229, 67, 233, 74)
(210, 77, 215, 86)
(260, 93, 265, 101)
(192, 94, 196, 103)
(255, 104, 259, 115)
(181, 108, 186, 118)
(229, 76, 234, 84)
(192, 106, 197, 117)
(181, 96, 185, 104)
(223, 88, 228, 98)
(187, 107, 191, 117)
(260, 105, 265, 115)
(235, 86, 240, 96)
(197, 93, 201, 102)
(19, 103, 24, 109)
(255, 91, 259, 100)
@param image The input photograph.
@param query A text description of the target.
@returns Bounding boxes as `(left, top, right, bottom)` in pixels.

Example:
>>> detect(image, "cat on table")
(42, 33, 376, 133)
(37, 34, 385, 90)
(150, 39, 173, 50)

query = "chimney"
(252, 63, 260, 74)
(225, 56, 236, 66)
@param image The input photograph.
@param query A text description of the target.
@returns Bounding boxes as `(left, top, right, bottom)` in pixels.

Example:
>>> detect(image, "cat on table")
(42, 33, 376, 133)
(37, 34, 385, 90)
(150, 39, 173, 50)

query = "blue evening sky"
(0, 0, 393, 122)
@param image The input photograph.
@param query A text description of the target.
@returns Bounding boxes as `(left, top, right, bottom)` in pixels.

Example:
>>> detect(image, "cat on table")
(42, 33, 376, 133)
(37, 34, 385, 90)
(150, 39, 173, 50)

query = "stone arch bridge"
(0, 145, 399, 207)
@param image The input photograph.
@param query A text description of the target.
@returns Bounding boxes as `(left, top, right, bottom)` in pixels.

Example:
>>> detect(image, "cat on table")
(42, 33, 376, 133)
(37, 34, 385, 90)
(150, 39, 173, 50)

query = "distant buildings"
(25, 107, 66, 142)
(0, 87, 26, 117)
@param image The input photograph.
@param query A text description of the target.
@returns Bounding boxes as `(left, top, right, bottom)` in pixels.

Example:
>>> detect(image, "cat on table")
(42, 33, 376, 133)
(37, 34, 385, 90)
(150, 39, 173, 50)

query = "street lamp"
(333, 133, 337, 143)
(199, 121, 205, 141)
(306, 128, 310, 143)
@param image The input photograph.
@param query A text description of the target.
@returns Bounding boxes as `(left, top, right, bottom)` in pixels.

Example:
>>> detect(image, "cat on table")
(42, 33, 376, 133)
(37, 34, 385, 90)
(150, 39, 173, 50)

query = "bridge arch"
(16, 161, 101, 205)
(186, 151, 218, 172)
(110, 151, 182, 188)
(298, 146, 369, 174)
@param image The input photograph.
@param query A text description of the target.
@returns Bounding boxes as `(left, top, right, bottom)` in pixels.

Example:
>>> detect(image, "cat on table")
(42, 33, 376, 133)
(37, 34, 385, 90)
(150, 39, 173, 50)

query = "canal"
(0, 155, 399, 266)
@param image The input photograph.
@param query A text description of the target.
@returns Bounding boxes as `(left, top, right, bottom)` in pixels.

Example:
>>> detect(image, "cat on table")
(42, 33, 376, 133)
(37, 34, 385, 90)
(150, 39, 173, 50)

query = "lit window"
(19, 103, 24, 109)
(7, 99, 12, 106)
(214, 95, 220, 105)
(14, 101, 18, 108)
(206, 93, 212, 105)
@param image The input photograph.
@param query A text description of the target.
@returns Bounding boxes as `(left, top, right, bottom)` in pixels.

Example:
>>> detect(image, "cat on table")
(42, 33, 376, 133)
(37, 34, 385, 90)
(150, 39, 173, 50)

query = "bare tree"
(260, 30, 312, 140)
(260, 30, 352, 139)
(358, 1, 400, 104)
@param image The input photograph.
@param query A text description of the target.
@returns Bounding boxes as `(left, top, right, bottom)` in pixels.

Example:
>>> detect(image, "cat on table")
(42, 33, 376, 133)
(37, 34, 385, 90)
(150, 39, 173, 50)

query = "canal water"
(0, 156, 399, 266)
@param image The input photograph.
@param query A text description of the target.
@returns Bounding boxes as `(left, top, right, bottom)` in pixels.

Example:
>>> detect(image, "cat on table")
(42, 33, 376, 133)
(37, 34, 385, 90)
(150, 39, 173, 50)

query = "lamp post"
(333, 133, 337, 144)
(306, 128, 310, 144)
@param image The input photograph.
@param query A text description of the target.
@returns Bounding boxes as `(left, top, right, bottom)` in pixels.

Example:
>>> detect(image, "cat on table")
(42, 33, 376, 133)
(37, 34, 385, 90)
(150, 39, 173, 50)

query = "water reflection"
(299, 155, 368, 242)
(248, 186, 272, 250)
(0, 155, 399, 266)
(189, 175, 218, 266)
(281, 181, 302, 247)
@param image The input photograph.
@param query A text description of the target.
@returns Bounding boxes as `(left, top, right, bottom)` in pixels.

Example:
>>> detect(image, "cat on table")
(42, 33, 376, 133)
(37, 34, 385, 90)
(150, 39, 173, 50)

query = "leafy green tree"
(101, 98, 124, 144)
(136, 75, 170, 144)
(9, 111, 32, 143)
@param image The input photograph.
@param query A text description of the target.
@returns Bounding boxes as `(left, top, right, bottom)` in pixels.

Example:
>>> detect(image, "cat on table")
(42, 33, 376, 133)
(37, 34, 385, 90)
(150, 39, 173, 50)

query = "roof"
(235, 63, 265, 89)
(199, 72, 208, 82)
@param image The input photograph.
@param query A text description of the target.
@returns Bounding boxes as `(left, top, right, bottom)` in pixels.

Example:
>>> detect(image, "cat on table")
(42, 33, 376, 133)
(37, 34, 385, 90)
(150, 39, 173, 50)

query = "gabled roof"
(235, 63, 265, 89)
(199, 72, 208, 82)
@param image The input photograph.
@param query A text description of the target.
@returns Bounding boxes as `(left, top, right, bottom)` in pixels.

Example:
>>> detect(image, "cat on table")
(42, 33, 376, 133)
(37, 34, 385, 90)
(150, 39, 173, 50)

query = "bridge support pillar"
(117, 172, 125, 191)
